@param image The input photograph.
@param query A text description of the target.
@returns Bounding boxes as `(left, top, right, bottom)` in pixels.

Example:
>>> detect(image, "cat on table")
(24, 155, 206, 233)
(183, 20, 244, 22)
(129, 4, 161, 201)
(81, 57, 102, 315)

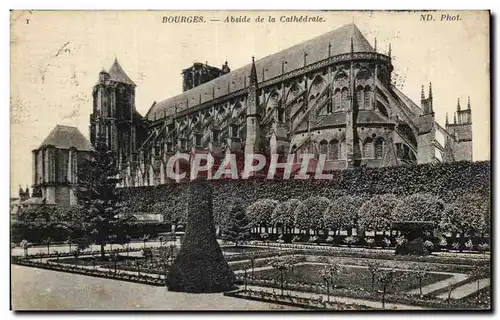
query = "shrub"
(326, 236, 334, 244)
(439, 238, 448, 247)
(167, 180, 235, 293)
(464, 239, 474, 251)
(396, 236, 407, 246)
(382, 238, 392, 247)
(478, 243, 490, 252)
(365, 238, 375, 248)
(424, 240, 434, 251)
(292, 235, 300, 243)
(343, 236, 357, 247)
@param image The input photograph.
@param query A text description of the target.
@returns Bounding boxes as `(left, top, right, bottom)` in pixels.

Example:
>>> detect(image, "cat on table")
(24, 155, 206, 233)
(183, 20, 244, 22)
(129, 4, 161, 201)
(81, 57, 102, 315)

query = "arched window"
(364, 86, 372, 109)
(319, 140, 328, 155)
(374, 137, 384, 159)
(329, 139, 339, 160)
(333, 89, 341, 110)
(356, 85, 364, 110)
(363, 138, 374, 158)
(277, 107, 285, 123)
(341, 88, 349, 110)
(339, 140, 347, 160)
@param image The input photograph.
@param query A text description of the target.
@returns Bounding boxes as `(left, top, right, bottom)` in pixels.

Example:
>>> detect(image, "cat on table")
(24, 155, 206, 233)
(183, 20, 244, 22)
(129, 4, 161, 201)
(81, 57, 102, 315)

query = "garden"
(10, 135, 491, 310)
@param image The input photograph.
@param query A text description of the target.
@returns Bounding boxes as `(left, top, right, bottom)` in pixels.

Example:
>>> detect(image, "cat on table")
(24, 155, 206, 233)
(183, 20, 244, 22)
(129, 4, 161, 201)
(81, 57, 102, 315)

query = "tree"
(295, 196, 330, 235)
(75, 133, 125, 258)
(358, 194, 400, 234)
(469, 265, 489, 303)
(43, 237, 52, 255)
(222, 201, 251, 246)
(270, 256, 290, 296)
(272, 199, 301, 234)
(376, 268, 402, 309)
(141, 234, 150, 248)
(367, 261, 382, 293)
(20, 239, 30, 257)
(413, 265, 427, 297)
(392, 193, 444, 227)
(320, 262, 341, 302)
(246, 199, 278, 233)
(324, 195, 368, 236)
(440, 194, 487, 249)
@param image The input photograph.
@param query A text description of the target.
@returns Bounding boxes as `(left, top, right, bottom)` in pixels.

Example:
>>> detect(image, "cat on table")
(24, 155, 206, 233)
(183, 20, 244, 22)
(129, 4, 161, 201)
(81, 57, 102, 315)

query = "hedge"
(118, 161, 490, 224)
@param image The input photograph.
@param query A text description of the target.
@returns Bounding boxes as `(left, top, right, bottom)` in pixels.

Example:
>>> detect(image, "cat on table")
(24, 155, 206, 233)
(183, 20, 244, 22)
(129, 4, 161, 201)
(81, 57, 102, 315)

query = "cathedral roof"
(109, 58, 135, 86)
(147, 23, 374, 121)
(38, 125, 92, 151)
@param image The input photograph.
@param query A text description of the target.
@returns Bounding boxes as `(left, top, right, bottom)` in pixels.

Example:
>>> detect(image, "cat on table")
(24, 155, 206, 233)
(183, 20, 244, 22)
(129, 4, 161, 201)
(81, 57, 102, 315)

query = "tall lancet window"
(356, 86, 364, 109)
(363, 138, 374, 158)
(333, 89, 341, 111)
(374, 137, 385, 159)
(329, 139, 339, 160)
(364, 86, 372, 109)
(341, 88, 349, 110)
(319, 140, 328, 155)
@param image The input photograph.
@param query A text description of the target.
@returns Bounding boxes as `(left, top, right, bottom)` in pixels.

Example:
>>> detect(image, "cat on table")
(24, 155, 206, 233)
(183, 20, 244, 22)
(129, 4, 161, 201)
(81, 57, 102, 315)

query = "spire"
(249, 56, 258, 86)
(457, 98, 461, 111)
(388, 43, 392, 58)
(467, 96, 471, 109)
(421, 85, 425, 101)
(108, 58, 135, 85)
(374, 37, 377, 52)
(454, 112, 457, 124)
(445, 112, 449, 125)
(428, 82, 433, 99)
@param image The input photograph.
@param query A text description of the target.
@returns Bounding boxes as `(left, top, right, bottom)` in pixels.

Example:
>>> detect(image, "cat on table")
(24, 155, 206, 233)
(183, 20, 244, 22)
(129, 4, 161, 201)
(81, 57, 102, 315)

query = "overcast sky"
(10, 10, 490, 196)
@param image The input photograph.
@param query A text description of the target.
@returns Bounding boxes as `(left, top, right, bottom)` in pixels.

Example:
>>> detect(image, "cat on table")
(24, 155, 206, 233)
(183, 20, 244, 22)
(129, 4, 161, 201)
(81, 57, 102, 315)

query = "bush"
(478, 243, 490, 253)
(167, 180, 235, 293)
(424, 240, 434, 251)
(343, 236, 357, 247)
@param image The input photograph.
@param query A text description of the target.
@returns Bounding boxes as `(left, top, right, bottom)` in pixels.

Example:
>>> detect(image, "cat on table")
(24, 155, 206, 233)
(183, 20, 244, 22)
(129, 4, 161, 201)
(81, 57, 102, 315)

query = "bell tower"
(90, 58, 138, 167)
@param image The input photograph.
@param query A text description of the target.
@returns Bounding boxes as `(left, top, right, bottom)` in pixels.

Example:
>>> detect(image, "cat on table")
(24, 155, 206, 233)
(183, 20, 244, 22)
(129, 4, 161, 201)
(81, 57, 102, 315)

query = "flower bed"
(16, 247, 143, 260)
(236, 277, 489, 310)
(12, 258, 166, 286)
(224, 289, 373, 310)
(248, 263, 451, 293)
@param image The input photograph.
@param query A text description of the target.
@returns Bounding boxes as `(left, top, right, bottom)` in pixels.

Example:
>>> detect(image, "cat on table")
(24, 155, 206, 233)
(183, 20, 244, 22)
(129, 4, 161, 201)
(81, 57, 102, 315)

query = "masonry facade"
(87, 24, 473, 187)
(31, 125, 92, 205)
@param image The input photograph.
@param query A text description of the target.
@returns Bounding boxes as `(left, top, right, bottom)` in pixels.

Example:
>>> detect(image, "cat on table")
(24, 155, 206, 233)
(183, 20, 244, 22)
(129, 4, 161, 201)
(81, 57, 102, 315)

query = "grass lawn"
(49, 255, 137, 267)
(253, 263, 453, 293)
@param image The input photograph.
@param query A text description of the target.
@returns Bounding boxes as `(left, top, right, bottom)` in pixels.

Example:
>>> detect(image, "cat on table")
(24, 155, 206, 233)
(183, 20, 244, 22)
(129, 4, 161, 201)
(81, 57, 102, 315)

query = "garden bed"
(224, 289, 373, 310)
(251, 263, 452, 293)
(12, 258, 166, 286)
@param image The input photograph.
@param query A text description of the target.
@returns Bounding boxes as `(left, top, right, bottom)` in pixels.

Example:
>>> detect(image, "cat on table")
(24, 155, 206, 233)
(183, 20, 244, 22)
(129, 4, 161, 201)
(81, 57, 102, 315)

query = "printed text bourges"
(162, 15, 325, 24)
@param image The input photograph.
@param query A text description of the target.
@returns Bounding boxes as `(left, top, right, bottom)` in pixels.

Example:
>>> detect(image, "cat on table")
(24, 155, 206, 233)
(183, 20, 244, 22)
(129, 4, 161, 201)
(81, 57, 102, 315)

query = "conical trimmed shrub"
(166, 178, 235, 293)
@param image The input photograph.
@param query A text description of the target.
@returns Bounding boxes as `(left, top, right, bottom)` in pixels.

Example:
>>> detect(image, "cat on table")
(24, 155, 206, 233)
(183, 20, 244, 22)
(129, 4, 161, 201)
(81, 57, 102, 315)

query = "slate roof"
(109, 58, 136, 86)
(147, 23, 374, 121)
(38, 125, 92, 151)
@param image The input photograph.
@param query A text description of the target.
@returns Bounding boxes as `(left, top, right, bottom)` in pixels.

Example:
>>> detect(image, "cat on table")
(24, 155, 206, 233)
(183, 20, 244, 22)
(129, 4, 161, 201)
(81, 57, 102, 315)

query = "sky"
(10, 10, 490, 196)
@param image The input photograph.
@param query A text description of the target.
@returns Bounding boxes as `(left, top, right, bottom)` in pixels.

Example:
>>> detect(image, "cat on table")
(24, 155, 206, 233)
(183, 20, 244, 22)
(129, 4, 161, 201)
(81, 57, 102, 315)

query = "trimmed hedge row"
(119, 161, 490, 219)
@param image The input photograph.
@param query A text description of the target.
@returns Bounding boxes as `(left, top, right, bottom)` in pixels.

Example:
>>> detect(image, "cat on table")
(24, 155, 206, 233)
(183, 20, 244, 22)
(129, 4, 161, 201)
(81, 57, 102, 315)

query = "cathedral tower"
(90, 58, 143, 167)
(416, 83, 436, 163)
(445, 96, 473, 161)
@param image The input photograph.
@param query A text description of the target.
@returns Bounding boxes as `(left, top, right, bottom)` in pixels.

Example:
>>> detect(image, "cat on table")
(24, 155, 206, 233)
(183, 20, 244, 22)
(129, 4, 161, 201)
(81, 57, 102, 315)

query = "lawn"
(253, 263, 453, 293)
